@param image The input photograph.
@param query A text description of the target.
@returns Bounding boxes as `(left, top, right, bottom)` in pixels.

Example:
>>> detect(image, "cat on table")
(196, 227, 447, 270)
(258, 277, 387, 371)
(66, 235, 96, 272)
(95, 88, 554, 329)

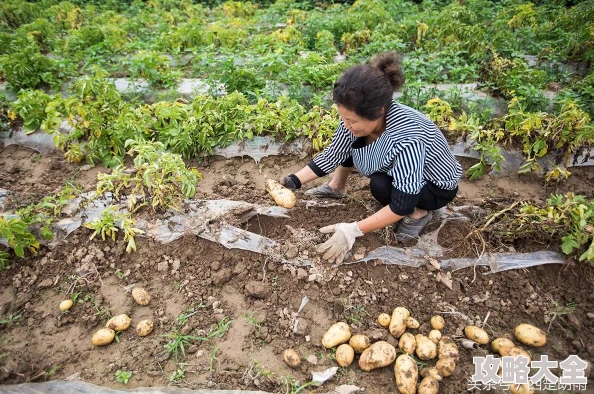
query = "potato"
(92, 328, 115, 346)
(283, 349, 301, 368)
(491, 337, 515, 354)
(405, 316, 419, 329)
(336, 344, 355, 367)
(415, 334, 437, 360)
(106, 314, 131, 331)
(428, 330, 441, 344)
(349, 334, 370, 353)
(265, 179, 296, 209)
(132, 287, 151, 305)
(389, 307, 410, 338)
(436, 357, 456, 377)
(394, 354, 418, 394)
(430, 315, 444, 330)
(322, 322, 351, 349)
(509, 383, 534, 394)
(398, 332, 416, 355)
(464, 325, 489, 345)
(418, 376, 439, 394)
(59, 300, 73, 311)
(377, 313, 391, 327)
(420, 367, 443, 382)
(136, 319, 154, 337)
(506, 346, 531, 364)
(359, 341, 396, 371)
(438, 336, 459, 361)
(514, 323, 546, 347)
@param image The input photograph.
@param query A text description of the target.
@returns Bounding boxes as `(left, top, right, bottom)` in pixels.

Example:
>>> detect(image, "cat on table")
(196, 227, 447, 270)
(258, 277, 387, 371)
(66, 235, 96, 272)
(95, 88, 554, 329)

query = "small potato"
(464, 325, 489, 345)
(514, 323, 546, 347)
(283, 349, 301, 368)
(398, 332, 416, 355)
(415, 334, 437, 360)
(349, 334, 370, 353)
(322, 322, 351, 349)
(389, 307, 410, 338)
(506, 346, 531, 364)
(359, 341, 396, 371)
(394, 354, 418, 394)
(106, 314, 131, 331)
(336, 344, 355, 367)
(428, 330, 441, 344)
(136, 319, 154, 337)
(265, 179, 296, 209)
(438, 336, 459, 361)
(132, 287, 151, 305)
(420, 367, 442, 382)
(377, 313, 391, 327)
(436, 357, 456, 377)
(418, 376, 439, 394)
(406, 317, 419, 329)
(92, 328, 115, 346)
(59, 300, 73, 311)
(491, 337, 515, 354)
(509, 383, 535, 394)
(430, 315, 445, 330)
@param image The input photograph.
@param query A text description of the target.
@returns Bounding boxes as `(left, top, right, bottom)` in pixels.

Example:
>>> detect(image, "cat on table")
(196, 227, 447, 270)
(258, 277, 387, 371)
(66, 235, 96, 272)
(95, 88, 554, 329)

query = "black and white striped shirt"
(308, 100, 462, 215)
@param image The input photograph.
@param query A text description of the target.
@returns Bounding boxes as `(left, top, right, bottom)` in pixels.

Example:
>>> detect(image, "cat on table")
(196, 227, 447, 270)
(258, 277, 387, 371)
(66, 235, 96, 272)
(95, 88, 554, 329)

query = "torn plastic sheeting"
(439, 250, 566, 273)
(0, 187, 8, 211)
(312, 367, 339, 386)
(0, 381, 272, 394)
(352, 246, 427, 267)
(210, 136, 308, 163)
(199, 225, 279, 254)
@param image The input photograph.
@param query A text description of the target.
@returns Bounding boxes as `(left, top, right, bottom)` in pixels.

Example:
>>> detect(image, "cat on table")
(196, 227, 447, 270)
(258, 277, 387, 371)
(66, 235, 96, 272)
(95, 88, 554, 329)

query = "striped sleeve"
(308, 122, 354, 176)
(387, 139, 426, 216)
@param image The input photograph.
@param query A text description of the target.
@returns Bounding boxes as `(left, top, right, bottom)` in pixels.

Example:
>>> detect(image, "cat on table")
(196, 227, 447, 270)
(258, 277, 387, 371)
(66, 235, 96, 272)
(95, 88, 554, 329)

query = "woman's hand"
(316, 222, 364, 264)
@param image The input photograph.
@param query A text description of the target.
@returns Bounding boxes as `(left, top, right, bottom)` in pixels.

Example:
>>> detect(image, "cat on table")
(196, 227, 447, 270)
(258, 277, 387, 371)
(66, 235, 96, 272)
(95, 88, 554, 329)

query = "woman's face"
(337, 105, 384, 138)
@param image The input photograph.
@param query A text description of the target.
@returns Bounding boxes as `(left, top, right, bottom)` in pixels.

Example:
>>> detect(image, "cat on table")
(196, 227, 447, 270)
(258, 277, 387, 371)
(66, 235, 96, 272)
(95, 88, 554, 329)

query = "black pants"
(369, 172, 457, 212)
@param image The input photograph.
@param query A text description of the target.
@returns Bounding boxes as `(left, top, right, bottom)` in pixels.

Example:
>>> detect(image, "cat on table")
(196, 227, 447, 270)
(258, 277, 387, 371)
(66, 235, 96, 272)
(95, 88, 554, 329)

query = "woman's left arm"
(357, 206, 403, 234)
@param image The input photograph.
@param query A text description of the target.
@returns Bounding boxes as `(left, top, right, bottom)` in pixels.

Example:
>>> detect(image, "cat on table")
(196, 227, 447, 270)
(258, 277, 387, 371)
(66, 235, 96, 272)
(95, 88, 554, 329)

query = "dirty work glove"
(317, 222, 364, 264)
(279, 174, 301, 191)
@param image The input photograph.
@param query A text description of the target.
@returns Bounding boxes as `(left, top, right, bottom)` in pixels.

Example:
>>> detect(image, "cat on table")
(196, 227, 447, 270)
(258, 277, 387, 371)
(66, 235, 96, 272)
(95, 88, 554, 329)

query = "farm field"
(1, 0, 594, 393)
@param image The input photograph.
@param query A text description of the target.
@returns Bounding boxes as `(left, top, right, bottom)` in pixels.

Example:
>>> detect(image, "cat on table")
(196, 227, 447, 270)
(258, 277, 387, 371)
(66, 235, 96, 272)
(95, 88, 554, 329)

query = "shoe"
(304, 183, 346, 199)
(395, 211, 434, 240)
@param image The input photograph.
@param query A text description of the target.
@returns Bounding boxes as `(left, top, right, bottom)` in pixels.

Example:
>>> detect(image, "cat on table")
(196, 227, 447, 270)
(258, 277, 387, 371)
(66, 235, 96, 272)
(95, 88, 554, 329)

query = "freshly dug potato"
(92, 328, 115, 346)
(394, 354, 418, 394)
(418, 376, 439, 394)
(283, 349, 301, 368)
(349, 334, 370, 353)
(509, 383, 534, 394)
(406, 316, 419, 329)
(265, 179, 296, 209)
(506, 346, 531, 363)
(377, 313, 391, 327)
(106, 314, 131, 331)
(136, 319, 154, 337)
(428, 330, 441, 344)
(491, 337, 515, 354)
(438, 336, 459, 361)
(359, 341, 396, 371)
(322, 322, 351, 349)
(59, 300, 73, 311)
(415, 334, 437, 360)
(389, 307, 410, 338)
(398, 332, 416, 355)
(336, 344, 355, 367)
(464, 325, 489, 345)
(420, 367, 443, 382)
(436, 357, 456, 377)
(132, 287, 151, 305)
(430, 315, 445, 330)
(514, 323, 546, 347)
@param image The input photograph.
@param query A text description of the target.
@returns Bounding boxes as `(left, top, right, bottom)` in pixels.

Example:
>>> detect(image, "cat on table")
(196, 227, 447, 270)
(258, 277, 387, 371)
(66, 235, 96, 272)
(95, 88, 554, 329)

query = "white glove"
(317, 222, 364, 264)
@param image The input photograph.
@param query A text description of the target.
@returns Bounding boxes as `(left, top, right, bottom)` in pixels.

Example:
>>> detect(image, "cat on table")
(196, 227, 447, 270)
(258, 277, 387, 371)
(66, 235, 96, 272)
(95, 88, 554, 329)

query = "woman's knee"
(369, 173, 392, 206)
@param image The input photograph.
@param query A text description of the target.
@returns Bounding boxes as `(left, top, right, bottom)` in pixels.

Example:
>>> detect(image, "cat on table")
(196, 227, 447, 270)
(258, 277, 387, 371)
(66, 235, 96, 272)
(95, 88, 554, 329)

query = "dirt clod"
(245, 281, 272, 299)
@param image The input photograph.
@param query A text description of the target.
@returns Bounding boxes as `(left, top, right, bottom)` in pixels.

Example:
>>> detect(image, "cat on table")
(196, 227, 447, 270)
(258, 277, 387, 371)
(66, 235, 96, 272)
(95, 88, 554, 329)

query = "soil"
(1, 145, 594, 393)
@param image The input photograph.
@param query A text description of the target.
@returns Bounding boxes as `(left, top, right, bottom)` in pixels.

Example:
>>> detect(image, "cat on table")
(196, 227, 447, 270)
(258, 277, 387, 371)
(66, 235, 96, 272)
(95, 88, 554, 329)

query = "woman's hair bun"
(371, 52, 405, 91)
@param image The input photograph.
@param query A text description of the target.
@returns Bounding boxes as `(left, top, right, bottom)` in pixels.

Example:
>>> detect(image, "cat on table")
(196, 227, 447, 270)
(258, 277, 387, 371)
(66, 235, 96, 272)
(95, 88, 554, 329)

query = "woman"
(280, 52, 462, 264)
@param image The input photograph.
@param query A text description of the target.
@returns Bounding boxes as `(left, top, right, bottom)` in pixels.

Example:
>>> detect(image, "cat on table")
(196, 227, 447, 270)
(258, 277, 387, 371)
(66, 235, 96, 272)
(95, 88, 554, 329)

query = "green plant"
(0, 313, 22, 326)
(128, 51, 180, 88)
(163, 330, 210, 362)
(0, 216, 39, 259)
(209, 345, 220, 372)
(83, 206, 144, 253)
(0, 251, 10, 271)
(176, 303, 205, 326)
(169, 366, 185, 383)
(280, 375, 316, 394)
(115, 370, 132, 385)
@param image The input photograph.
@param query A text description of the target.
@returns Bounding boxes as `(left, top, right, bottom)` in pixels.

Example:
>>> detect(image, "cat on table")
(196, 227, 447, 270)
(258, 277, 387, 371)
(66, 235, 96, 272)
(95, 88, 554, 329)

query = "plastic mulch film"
(439, 250, 566, 273)
(210, 136, 309, 163)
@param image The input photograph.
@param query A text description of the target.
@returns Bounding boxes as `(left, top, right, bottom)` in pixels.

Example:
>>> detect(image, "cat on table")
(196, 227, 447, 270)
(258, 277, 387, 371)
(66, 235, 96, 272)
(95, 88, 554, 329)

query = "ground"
(0, 144, 593, 393)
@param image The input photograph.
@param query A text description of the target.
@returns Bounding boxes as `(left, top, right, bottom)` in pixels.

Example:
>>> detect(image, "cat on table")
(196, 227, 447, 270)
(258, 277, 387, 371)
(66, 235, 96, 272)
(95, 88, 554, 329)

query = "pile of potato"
(90, 287, 154, 346)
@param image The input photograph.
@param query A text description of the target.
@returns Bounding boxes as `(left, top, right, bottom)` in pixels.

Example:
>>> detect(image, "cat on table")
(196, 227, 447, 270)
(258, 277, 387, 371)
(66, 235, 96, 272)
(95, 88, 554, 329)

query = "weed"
(115, 370, 132, 384)
(176, 303, 205, 327)
(0, 313, 22, 326)
(280, 375, 316, 394)
(114, 330, 123, 344)
(169, 366, 185, 383)
(162, 330, 210, 362)
(209, 316, 232, 338)
(209, 345, 220, 372)
(0, 251, 10, 271)
(546, 299, 577, 329)
(242, 311, 262, 335)
(115, 269, 126, 280)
